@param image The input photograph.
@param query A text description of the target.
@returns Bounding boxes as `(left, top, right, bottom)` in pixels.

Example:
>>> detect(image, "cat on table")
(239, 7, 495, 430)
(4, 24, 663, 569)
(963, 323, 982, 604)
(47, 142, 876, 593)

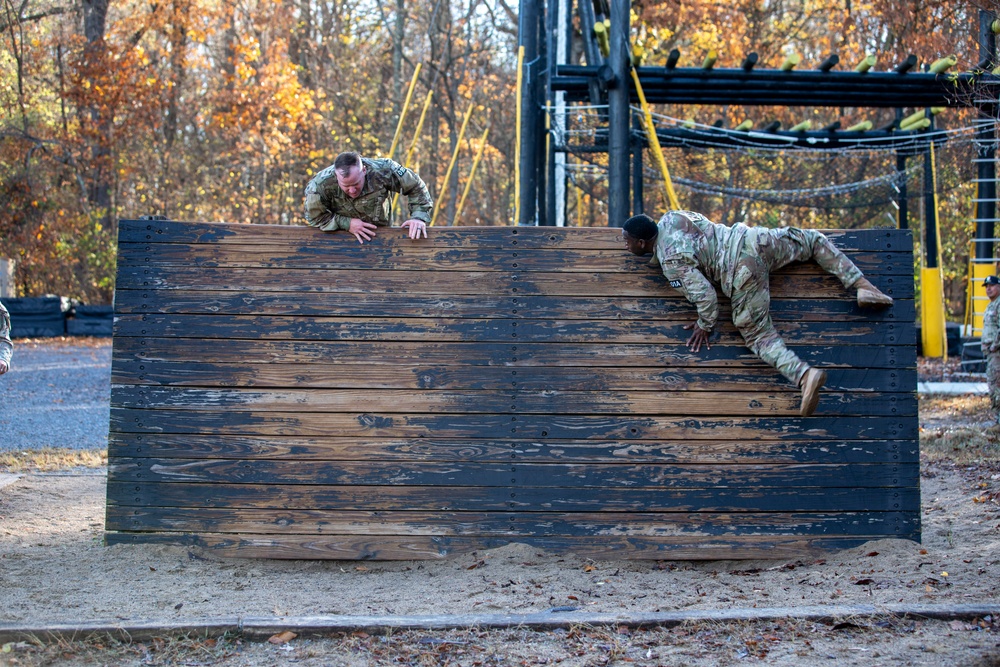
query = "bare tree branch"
(0, 5, 69, 33)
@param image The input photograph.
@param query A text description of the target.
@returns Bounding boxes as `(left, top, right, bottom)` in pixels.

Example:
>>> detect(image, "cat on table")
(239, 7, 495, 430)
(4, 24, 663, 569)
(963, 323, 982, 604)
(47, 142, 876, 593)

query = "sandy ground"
(0, 343, 998, 664)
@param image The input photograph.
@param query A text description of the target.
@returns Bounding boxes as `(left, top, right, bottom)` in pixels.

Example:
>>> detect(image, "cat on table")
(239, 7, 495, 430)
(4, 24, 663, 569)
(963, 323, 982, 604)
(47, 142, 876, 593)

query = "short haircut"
(334, 151, 361, 173)
(623, 214, 658, 241)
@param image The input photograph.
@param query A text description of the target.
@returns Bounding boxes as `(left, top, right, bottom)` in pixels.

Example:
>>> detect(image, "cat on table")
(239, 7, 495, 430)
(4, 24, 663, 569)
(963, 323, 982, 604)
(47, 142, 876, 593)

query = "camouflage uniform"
(0, 299, 11, 372)
(303, 157, 434, 231)
(652, 210, 864, 385)
(981, 295, 1000, 418)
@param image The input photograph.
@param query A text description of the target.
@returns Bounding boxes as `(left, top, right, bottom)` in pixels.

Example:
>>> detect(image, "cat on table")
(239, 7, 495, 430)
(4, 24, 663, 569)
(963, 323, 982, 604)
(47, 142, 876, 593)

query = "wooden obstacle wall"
(106, 219, 918, 559)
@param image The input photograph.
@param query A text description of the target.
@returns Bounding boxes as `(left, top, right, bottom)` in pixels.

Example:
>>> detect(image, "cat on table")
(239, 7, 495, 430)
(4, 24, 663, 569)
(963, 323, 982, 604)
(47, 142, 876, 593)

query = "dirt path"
(0, 456, 998, 665)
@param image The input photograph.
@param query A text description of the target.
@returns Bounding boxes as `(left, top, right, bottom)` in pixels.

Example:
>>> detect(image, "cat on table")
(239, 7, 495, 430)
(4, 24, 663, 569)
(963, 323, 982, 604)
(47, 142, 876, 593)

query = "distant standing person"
(303, 151, 433, 244)
(621, 211, 893, 417)
(980, 275, 1000, 424)
(0, 299, 11, 375)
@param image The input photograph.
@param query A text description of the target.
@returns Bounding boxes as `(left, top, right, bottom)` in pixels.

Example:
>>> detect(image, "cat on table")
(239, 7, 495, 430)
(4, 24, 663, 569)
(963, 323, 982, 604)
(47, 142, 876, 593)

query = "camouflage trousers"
(987, 354, 1000, 419)
(730, 227, 865, 385)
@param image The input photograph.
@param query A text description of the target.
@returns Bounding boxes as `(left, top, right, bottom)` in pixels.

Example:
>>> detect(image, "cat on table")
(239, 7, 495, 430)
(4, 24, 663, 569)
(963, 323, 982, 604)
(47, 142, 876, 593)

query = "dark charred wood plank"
(111, 359, 916, 393)
(117, 219, 914, 254)
(111, 314, 912, 347)
(110, 385, 916, 417)
(108, 433, 918, 464)
(114, 264, 916, 299)
(108, 457, 918, 488)
(112, 337, 916, 370)
(117, 241, 913, 277)
(110, 408, 917, 440)
(113, 288, 915, 323)
(105, 481, 919, 513)
(107, 507, 918, 538)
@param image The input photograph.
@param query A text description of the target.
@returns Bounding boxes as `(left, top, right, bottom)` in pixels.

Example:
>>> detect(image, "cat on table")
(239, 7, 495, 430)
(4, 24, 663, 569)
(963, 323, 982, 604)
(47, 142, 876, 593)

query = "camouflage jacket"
(983, 297, 1000, 356)
(303, 157, 434, 231)
(0, 300, 11, 368)
(650, 210, 750, 332)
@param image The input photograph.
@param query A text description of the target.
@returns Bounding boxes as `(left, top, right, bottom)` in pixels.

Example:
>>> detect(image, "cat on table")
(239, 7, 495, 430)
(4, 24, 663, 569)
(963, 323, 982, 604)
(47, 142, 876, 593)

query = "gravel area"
(0, 338, 112, 451)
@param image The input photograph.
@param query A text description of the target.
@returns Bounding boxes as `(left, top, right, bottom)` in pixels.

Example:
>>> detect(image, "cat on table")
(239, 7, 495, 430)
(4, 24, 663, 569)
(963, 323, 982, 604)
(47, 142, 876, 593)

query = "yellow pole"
(514, 46, 523, 225)
(392, 89, 434, 215)
(388, 64, 422, 161)
(854, 54, 877, 73)
(921, 141, 948, 359)
(431, 101, 475, 227)
(780, 53, 800, 71)
(403, 90, 434, 169)
(630, 67, 680, 210)
(929, 55, 957, 74)
(455, 125, 491, 225)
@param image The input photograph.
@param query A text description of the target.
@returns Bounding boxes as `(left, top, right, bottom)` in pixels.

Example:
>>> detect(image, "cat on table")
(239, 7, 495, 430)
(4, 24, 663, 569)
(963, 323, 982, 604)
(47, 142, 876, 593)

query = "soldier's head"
(334, 151, 365, 199)
(985, 275, 1000, 299)
(622, 214, 658, 256)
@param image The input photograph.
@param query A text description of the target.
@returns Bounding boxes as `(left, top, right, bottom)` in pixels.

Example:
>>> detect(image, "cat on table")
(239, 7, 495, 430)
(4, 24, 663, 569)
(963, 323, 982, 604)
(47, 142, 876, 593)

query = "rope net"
(554, 104, 992, 230)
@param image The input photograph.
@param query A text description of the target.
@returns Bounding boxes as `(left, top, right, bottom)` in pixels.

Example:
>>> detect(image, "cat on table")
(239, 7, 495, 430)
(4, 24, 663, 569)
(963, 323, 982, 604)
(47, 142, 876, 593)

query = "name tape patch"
(668, 279, 683, 288)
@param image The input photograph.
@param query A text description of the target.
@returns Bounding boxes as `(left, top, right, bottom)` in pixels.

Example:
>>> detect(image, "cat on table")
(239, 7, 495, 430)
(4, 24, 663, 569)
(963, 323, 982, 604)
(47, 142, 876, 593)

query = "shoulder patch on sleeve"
(668, 279, 683, 288)
(394, 164, 407, 177)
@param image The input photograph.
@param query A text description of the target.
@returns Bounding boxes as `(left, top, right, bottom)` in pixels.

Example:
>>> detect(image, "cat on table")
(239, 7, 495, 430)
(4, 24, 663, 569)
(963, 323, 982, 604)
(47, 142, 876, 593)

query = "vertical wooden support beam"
(607, 0, 630, 227)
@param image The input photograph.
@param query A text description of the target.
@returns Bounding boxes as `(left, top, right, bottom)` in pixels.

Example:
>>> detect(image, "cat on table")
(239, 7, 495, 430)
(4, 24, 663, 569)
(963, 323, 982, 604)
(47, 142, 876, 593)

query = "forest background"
(0, 0, 997, 312)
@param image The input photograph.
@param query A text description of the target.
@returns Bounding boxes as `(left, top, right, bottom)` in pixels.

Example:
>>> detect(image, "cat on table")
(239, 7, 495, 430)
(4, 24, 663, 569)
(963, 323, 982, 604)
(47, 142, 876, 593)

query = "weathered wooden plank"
(105, 480, 919, 513)
(112, 337, 917, 369)
(111, 314, 913, 346)
(112, 288, 915, 323)
(117, 219, 914, 253)
(110, 385, 916, 417)
(114, 264, 916, 299)
(110, 359, 916, 392)
(110, 408, 917, 440)
(106, 507, 918, 538)
(116, 241, 914, 275)
(108, 433, 918, 464)
(108, 457, 918, 488)
(100, 531, 919, 560)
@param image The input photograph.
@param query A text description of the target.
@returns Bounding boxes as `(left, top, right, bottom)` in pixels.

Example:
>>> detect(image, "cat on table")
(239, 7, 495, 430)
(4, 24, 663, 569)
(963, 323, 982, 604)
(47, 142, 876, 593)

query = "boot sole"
(800, 369, 827, 417)
(858, 289, 893, 308)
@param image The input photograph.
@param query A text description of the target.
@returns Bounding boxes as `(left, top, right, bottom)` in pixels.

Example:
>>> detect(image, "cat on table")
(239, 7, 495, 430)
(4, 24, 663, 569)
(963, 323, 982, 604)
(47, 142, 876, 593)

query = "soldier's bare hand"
(401, 219, 428, 239)
(349, 218, 378, 244)
(683, 322, 712, 353)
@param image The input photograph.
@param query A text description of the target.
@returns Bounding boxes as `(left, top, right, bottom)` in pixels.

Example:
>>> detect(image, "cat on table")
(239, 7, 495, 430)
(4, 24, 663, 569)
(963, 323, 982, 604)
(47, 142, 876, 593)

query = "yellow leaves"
(235, 62, 257, 81)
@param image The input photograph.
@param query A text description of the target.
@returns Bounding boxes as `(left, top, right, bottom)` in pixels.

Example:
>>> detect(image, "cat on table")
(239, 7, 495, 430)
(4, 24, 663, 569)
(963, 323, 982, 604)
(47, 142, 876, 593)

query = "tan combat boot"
(799, 367, 827, 417)
(852, 277, 894, 308)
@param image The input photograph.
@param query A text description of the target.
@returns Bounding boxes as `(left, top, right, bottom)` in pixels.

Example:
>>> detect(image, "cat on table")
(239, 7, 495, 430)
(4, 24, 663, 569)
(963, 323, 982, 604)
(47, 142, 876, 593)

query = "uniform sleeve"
(0, 301, 12, 368)
(984, 304, 1000, 354)
(304, 184, 354, 232)
(660, 257, 719, 332)
(386, 160, 434, 223)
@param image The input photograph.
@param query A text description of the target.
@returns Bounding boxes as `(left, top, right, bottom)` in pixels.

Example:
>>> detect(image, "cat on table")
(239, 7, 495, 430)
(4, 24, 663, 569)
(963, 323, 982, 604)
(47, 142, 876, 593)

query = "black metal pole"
(925, 114, 939, 269)
(607, 0, 629, 227)
(537, 1, 551, 226)
(518, 0, 539, 225)
(896, 152, 909, 230)
(977, 9, 997, 260)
